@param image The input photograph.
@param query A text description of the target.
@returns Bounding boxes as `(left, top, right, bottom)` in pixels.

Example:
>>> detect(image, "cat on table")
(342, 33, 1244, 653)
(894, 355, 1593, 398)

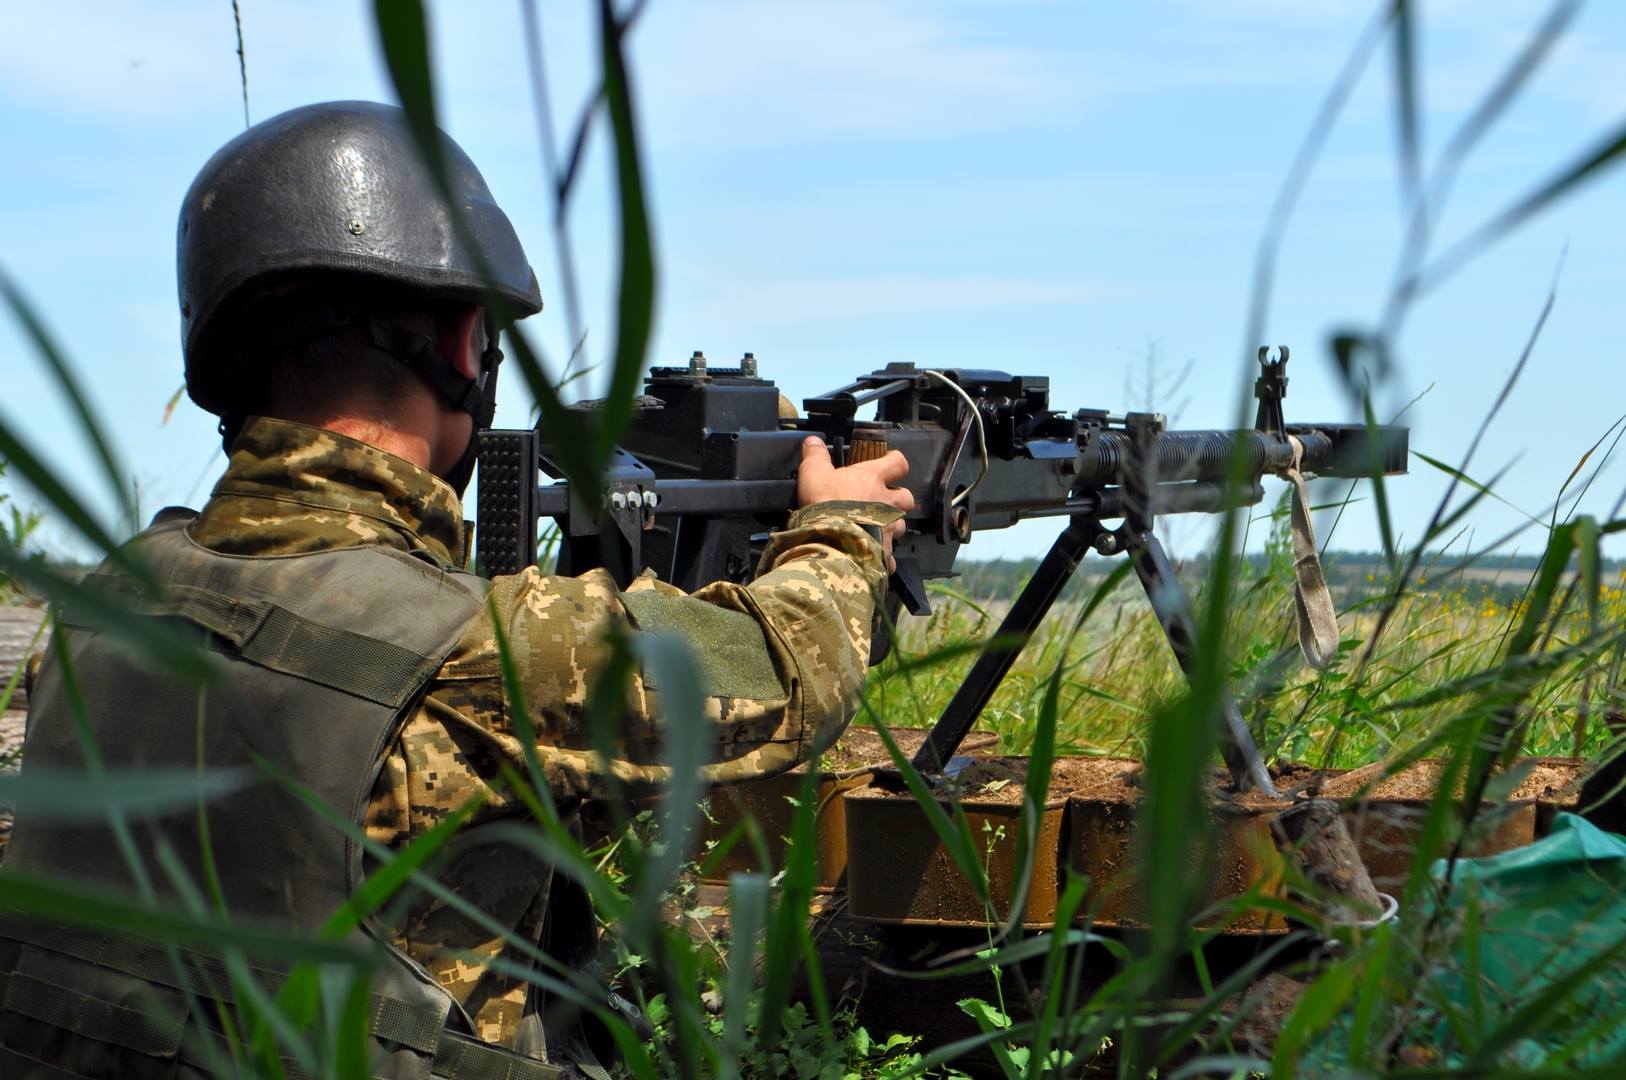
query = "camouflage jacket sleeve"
(470, 501, 897, 799)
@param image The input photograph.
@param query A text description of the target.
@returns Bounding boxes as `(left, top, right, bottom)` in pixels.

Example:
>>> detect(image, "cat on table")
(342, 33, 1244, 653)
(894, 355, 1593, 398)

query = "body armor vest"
(0, 514, 567, 1079)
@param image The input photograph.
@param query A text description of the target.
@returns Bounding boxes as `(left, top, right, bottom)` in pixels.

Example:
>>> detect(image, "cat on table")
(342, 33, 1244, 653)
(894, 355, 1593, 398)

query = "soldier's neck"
(321, 417, 433, 471)
(265, 394, 438, 473)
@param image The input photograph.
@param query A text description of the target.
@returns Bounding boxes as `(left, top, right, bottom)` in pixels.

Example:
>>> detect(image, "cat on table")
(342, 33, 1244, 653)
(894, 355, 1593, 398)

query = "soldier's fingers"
(872, 449, 910, 485)
(882, 519, 904, 573)
(799, 436, 833, 478)
(887, 485, 917, 513)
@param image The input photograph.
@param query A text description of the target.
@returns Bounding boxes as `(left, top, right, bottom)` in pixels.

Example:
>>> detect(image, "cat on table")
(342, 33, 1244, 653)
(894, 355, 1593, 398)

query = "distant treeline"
(952, 549, 1624, 604)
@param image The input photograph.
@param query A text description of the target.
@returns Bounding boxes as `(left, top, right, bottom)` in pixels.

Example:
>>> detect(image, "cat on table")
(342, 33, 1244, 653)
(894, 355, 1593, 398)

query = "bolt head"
(610, 492, 628, 510)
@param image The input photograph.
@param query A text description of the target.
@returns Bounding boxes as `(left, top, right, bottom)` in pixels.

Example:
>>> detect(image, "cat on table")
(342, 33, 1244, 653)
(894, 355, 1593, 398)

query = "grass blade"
(0, 765, 252, 823)
(720, 872, 768, 1080)
(0, 551, 215, 681)
(1390, 0, 1420, 211)
(0, 266, 132, 530)
(370, 0, 603, 502)
(1419, 118, 1626, 294)
(628, 631, 707, 937)
(0, 869, 372, 968)
(590, 0, 657, 467)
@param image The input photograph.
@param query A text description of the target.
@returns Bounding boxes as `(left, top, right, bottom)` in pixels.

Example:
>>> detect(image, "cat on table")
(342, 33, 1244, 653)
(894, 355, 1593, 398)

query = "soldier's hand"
(797, 437, 914, 571)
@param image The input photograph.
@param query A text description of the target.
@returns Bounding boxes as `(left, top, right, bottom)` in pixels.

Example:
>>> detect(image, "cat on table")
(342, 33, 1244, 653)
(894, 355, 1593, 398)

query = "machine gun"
(477, 348, 1407, 796)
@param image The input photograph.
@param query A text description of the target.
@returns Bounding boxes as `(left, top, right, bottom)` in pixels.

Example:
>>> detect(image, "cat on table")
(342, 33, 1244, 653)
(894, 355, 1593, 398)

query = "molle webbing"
(1, 949, 185, 1059)
(0, 913, 445, 1053)
(72, 575, 446, 708)
(0, 921, 566, 1079)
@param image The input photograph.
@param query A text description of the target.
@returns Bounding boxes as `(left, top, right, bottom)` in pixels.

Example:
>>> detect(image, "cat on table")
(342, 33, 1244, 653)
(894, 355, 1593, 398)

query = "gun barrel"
(1019, 479, 1266, 520)
(1075, 424, 1406, 487)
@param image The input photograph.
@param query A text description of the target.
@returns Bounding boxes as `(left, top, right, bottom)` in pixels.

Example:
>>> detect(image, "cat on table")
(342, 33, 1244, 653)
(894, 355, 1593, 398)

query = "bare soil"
(937, 755, 1171, 805)
(814, 727, 926, 774)
(806, 726, 999, 774)
(851, 755, 1302, 809)
(1508, 757, 1585, 804)
(845, 752, 1582, 817)
(1318, 757, 1584, 804)
(1321, 759, 1458, 801)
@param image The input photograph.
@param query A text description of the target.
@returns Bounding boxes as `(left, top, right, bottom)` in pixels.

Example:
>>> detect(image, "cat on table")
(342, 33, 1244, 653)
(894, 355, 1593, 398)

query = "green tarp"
(1417, 812, 1626, 1069)
(1299, 813, 1626, 1074)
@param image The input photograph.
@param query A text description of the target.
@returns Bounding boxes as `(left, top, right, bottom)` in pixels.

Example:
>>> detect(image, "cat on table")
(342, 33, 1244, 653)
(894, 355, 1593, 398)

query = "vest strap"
(0, 1044, 89, 1079)
(433, 1029, 569, 1079)
(0, 911, 253, 1004)
(0, 915, 571, 1077)
(0, 916, 442, 1054)
(1, 953, 185, 1059)
(71, 575, 445, 708)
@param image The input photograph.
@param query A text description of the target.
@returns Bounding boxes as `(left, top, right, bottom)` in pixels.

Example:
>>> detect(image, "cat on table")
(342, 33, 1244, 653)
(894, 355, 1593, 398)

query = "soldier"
(0, 101, 912, 1078)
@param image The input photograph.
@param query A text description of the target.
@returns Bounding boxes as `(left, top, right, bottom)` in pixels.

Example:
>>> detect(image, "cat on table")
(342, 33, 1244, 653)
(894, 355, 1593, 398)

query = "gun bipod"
(911, 513, 1100, 775)
(909, 512, 1279, 798)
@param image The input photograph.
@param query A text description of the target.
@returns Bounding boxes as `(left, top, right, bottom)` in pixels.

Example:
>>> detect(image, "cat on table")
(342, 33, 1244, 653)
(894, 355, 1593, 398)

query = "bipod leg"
(912, 515, 1096, 774)
(1124, 530, 1278, 798)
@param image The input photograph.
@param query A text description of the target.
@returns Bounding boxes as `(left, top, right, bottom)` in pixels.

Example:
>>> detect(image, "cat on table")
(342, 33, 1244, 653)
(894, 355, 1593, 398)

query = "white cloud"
(633, 0, 1083, 146)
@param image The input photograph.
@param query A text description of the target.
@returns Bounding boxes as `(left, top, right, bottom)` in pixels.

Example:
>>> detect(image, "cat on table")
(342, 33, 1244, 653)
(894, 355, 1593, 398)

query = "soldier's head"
(176, 101, 541, 492)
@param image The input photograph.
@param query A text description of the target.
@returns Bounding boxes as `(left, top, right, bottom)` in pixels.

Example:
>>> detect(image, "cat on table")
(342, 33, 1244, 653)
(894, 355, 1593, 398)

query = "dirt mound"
(892, 756, 1150, 806)
(1508, 757, 1585, 803)
(1319, 757, 1586, 804)
(805, 726, 999, 774)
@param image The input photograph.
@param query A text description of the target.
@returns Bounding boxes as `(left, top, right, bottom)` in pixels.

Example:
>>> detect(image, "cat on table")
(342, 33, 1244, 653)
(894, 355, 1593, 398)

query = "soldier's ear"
(438, 305, 484, 381)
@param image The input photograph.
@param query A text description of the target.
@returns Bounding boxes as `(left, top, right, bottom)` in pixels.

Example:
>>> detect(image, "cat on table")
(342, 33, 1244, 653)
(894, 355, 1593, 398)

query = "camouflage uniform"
(188, 415, 892, 1046)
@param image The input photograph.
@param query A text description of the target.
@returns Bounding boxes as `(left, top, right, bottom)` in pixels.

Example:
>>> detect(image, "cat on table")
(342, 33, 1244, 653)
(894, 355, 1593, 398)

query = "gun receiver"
(477, 348, 1408, 789)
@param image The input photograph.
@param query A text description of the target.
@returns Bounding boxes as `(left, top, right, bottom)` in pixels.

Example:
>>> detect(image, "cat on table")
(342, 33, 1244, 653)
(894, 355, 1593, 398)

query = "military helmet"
(178, 100, 542, 417)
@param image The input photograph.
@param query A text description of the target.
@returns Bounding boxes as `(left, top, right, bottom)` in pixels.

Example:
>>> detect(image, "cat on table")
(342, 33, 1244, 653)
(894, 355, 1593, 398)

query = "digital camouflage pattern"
(189, 416, 893, 1046)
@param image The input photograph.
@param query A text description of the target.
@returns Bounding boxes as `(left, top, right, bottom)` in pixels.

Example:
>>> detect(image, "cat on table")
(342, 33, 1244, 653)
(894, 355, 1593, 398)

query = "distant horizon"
(960, 548, 1621, 568)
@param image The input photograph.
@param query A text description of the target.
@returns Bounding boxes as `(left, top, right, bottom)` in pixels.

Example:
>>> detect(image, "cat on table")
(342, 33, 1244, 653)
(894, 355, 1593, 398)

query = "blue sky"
(4, 1, 1626, 562)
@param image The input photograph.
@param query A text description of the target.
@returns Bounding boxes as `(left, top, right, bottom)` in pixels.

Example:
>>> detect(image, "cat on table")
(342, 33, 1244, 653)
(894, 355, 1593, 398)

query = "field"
(870, 533, 1620, 770)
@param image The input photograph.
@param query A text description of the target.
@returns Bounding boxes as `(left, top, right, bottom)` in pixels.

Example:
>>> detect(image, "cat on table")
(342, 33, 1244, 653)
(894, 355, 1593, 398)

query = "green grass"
(867, 514, 1621, 770)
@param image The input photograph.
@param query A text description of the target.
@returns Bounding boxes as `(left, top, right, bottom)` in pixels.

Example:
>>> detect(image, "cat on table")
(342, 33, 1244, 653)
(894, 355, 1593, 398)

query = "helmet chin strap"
(366, 316, 500, 430)
(440, 337, 500, 499)
(441, 431, 482, 499)
(218, 413, 249, 454)
(364, 314, 503, 499)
